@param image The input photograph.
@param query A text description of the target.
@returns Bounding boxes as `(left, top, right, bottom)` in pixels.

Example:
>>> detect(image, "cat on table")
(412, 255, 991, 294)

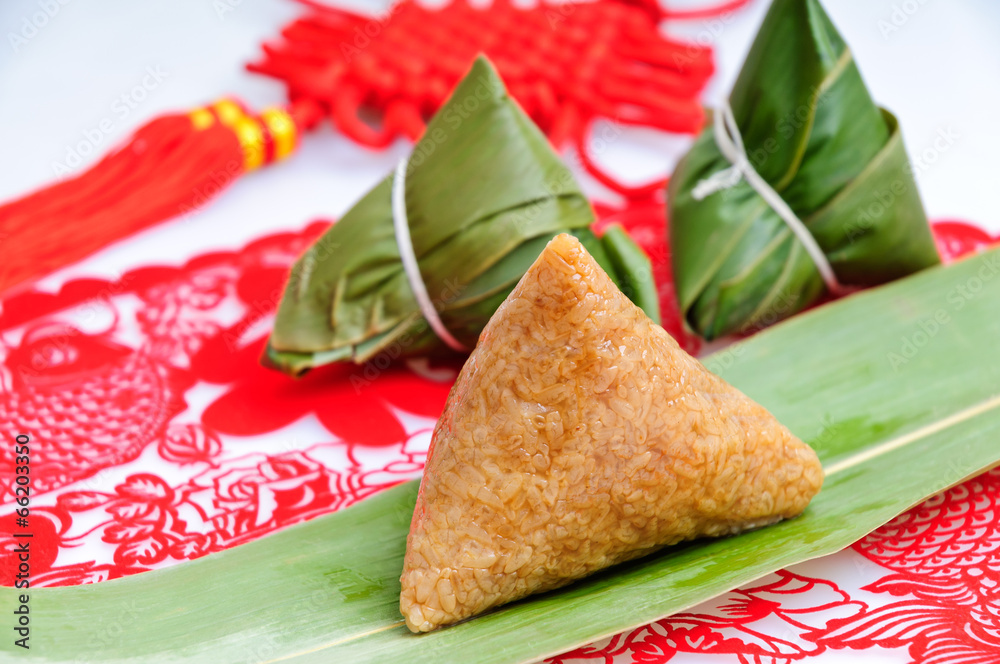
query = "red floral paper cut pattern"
(932, 221, 1000, 264)
(197, 340, 452, 446)
(0, 323, 190, 495)
(0, 220, 450, 587)
(809, 469, 1000, 664)
(549, 572, 865, 664)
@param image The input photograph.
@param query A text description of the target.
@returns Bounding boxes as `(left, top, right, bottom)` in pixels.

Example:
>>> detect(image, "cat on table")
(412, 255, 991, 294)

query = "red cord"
(660, 0, 755, 20)
(576, 127, 669, 201)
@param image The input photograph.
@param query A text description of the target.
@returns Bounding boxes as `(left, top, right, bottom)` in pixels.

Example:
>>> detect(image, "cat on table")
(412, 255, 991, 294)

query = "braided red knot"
(250, 0, 751, 198)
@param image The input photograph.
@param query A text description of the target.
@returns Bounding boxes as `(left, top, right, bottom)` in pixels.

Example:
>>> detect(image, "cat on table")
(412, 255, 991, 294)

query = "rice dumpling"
(668, 0, 939, 340)
(264, 56, 659, 375)
(399, 234, 824, 632)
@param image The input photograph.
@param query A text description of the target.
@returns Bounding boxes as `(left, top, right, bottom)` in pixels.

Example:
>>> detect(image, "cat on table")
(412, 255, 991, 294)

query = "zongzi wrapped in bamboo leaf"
(400, 233, 823, 633)
(265, 56, 659, 375)
(668, 0, 939, 341)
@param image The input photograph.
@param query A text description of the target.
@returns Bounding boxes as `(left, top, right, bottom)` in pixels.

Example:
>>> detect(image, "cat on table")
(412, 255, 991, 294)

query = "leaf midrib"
(771, 48, 854, 195)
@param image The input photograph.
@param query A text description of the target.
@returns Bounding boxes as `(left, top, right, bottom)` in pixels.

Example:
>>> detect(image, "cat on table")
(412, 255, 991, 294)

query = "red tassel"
(0, 99, 303, 295)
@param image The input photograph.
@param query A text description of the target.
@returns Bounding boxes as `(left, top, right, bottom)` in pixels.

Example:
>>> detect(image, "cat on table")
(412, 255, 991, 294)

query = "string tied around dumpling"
(392, 158, 469, 352)
(691, 101, 846, 295)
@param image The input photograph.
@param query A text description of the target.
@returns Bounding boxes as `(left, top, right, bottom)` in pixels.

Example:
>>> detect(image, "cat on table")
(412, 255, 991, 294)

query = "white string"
(692, 102, 845, 295)
(391, 158, 468, 352)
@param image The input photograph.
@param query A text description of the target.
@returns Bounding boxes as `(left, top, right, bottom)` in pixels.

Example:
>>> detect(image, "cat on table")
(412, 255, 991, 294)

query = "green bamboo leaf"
(267, 56, 658, 374)
(669, 0, 939, 341)
(15, 247, 1000, 663)
(599, 224, 661, 323)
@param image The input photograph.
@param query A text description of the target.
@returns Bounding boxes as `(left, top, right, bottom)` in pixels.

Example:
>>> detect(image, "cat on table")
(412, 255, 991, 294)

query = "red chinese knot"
(251, 0, 750, 197)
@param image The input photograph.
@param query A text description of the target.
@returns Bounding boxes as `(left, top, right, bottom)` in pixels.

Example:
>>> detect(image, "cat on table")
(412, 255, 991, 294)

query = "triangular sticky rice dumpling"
(400, 234, 824, 632)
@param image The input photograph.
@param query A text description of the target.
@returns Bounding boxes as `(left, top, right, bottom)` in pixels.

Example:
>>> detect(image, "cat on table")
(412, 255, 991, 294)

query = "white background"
(0, 0, 998, 288)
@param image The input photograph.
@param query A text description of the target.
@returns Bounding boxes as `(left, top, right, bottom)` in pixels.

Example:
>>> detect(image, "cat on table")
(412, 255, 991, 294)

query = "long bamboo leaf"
(10, 247, 1000, 662)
